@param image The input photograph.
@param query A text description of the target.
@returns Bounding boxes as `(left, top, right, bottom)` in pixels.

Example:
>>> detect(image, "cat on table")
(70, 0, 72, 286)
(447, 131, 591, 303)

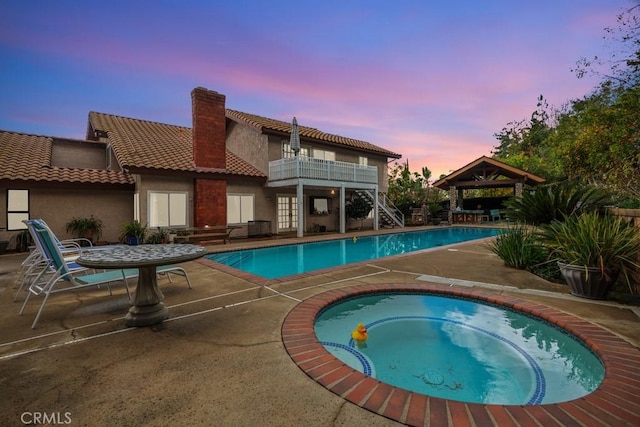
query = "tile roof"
(88, 112, 265, 178)
(433, 156, 546, 190)
(2, 106, 399, 186)
(226, 109, 402, 159)
(0, 131, 133, 185)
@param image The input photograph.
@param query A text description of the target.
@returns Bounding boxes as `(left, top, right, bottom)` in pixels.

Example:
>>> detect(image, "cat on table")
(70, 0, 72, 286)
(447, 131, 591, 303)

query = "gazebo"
(433, 156, 545, 224)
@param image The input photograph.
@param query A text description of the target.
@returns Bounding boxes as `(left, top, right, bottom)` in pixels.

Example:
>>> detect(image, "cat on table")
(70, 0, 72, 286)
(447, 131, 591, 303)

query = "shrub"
(146, 228, 169, 244)
(119, 220, 147, 244)
(538, 211, 640, 291)
(503, 181, 612, 225)
(65, 215, 103, 243)
(488, 225, 548, 270)
(345, 194, 372, 220)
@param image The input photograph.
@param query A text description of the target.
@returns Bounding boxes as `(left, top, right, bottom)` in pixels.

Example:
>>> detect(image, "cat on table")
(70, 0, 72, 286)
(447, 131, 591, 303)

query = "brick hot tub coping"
(281, 284, 640, 426)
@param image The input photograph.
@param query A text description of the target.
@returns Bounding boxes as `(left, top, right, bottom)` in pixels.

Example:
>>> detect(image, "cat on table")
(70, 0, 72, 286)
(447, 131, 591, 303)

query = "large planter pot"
(558, 261, 619, 300)
(126, 236, 143, 246)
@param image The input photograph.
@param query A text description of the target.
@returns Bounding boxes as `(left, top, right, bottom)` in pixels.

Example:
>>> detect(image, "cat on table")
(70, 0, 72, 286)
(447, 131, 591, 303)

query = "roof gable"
(89, 112, 265, 178)
(0, 130, 133, 186)
(433, 156, 546, 190)
(226, 109, 402, 159)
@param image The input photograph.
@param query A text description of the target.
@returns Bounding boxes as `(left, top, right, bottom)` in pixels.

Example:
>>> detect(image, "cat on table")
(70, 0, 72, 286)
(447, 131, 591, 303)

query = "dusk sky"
(0, 1, 632, 178)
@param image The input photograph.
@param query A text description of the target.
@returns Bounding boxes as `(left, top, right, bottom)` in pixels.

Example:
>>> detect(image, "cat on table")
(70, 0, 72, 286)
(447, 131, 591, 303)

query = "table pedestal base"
(125, 266, 168, 327)
(125, 303, 169, 327)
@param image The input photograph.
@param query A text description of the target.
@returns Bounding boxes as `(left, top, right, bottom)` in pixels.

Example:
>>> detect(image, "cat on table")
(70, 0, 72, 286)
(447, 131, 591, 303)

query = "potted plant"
(65, 215, 103, 244)
(346, 194, 372, 230)
(119, 220, 147, 245)
(15, 230, 32, 252)
(539, 211, 640, 300)
(428, 204, 443, 225)
(146, 228, 169, 244)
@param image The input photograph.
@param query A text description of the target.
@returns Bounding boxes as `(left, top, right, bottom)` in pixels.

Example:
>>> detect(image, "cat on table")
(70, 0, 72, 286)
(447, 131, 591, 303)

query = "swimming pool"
(207, 227, 501, 279)
(314, 292, 604, 405)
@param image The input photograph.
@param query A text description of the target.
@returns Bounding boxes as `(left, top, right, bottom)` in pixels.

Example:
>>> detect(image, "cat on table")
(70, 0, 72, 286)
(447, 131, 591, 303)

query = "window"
(282, 141, 294, 159)
(310, 196, 331, 214)
(312, 148, 335, 161)
(148, 191, 187, 227)
(227, 194, 254, 224)
(6, 189, 29, 230)
(134, 192, 140, 222)
(282, 141, 309, 158)
(358, 156, 368, 166)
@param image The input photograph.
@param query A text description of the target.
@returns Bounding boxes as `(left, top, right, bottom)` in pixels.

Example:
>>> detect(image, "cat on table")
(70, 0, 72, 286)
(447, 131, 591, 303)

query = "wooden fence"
(610, 208, 640, 227)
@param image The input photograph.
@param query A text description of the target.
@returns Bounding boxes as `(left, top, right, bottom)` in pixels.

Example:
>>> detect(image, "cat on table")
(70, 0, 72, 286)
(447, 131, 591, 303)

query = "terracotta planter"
(558, 262, 619, 300)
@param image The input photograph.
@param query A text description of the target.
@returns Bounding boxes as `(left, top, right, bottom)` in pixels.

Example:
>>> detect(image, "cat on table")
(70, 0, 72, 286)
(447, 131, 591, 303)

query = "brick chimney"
(192, 87, 226, 169)
(191, 87, 227, 227)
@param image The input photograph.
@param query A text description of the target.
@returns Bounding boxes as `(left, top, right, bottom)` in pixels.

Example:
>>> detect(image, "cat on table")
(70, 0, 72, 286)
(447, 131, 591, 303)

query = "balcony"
(268, 157, 378, 185)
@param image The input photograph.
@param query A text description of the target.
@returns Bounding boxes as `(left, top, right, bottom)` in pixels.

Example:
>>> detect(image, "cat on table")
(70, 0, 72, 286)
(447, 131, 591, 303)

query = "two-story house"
(0, 87, 402, 247)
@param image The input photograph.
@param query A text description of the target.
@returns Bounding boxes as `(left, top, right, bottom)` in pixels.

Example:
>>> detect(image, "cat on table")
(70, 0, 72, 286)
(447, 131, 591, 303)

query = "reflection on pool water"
(314, 293, 604, 405)
(208, 227, 500, 279)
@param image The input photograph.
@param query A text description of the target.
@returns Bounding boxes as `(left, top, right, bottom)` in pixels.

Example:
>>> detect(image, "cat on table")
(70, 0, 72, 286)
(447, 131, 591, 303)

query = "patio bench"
(173, 226, 239, 244)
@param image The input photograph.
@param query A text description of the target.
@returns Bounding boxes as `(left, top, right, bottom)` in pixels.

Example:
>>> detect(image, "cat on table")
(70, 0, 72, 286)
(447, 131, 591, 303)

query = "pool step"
(211, 252, 250, 267)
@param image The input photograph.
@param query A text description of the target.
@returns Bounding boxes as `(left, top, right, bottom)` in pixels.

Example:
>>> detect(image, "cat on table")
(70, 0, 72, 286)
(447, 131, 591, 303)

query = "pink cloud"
(1, 0, 628, 182)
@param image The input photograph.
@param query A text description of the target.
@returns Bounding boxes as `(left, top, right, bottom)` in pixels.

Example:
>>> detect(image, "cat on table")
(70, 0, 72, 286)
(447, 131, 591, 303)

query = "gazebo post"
(515, 182, 523, 197)
(449, 185, 457, 224)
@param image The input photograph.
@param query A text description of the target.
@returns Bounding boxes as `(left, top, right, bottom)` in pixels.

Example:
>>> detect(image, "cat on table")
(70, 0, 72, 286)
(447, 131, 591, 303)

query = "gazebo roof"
(433, 156, 545, 190)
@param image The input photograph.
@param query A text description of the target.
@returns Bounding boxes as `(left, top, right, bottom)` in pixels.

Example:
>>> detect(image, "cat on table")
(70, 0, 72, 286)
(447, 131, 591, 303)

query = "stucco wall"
(0, 188, 132, 248)
(51, 140, 107, 169)
(136, 174, 194, 227)
(226, 181, 274, 237)
(226, 121, 270, 173)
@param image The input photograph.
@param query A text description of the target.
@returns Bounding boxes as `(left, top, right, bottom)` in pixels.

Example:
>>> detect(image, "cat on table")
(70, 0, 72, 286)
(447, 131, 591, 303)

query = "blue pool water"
(315, 293, 604, 405)
(208, 227, 500, 279)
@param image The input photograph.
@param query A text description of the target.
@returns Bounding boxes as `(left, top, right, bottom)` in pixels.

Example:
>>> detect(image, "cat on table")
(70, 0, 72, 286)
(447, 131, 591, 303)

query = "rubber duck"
(351, 323, 368, 342)
(352, 236, 358, 243)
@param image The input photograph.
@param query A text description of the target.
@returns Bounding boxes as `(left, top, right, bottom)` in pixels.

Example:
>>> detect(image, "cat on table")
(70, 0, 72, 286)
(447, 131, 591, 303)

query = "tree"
(387, 161, 447, 219)
(550, 82, 640, 199)
(564, 3, 640, 200)
(492, 4, 640, 203)
(387, 161, 424, 216)
(492, 95, 562, 180)
(573, 3, 640, 89)
(421, 166, 432, 205)
(345, 194, 372, 229)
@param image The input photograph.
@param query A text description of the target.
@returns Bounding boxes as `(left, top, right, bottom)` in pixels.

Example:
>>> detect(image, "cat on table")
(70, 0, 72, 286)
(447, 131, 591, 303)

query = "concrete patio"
(1, 226, 639, 426)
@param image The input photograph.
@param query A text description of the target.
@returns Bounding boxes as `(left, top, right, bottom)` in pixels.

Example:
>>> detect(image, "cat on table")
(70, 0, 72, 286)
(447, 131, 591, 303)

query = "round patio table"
(76, 244, 207, 327)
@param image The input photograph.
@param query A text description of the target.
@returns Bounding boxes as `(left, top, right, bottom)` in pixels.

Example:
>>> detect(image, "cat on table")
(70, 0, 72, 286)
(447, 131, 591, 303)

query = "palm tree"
(422, 166, 432, 204)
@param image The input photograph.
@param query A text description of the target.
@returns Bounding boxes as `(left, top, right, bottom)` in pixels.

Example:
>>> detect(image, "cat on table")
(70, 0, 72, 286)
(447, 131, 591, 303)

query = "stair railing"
(356, 189, 404, 228)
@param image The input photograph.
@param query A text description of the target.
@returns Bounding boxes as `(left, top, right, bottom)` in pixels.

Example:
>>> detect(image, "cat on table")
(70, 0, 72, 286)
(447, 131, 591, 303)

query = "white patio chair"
(14, 219, 123, 301)
(13, 220, 90, 301)
(19, 220, 192, 328)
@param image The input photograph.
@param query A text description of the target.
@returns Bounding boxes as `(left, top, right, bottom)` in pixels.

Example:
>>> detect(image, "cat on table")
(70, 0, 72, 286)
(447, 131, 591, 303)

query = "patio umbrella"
(290, 117, 300, 156)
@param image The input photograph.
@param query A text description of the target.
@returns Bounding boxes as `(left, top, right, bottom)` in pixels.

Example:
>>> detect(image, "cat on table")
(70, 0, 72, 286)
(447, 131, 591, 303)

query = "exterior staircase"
(354, 190, 404, 228)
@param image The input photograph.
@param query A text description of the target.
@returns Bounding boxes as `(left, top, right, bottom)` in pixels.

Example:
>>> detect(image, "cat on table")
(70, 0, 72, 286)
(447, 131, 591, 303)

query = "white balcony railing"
(268, 157, 378, 184)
